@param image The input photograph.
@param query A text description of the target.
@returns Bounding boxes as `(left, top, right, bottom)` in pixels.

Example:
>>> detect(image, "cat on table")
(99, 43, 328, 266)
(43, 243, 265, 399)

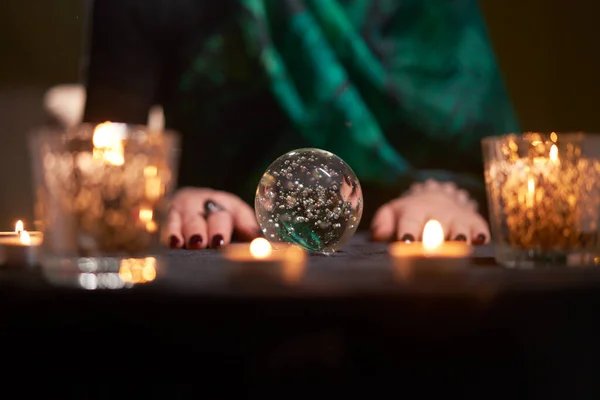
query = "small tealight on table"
(388, 220, 472, 280)
(0, 220, 43, 267)
(222, 238, 307, 285)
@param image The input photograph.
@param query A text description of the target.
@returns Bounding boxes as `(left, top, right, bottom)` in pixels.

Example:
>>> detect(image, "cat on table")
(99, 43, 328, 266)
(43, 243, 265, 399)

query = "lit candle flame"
(93, 121, 125, 166)
(20, 230, 31, 245)
(549, 144, 558, 162)
(249, 238, 272, 259)
(139, 207, 153, 223)
(526, 177, 535, 207)
(422, 220, 444, 252)
(15, 220, 23, 234)
(527, 177, 535, 194)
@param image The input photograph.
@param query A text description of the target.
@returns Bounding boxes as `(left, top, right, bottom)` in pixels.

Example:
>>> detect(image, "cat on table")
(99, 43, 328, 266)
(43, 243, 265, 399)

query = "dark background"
(0, 0, 598, 230)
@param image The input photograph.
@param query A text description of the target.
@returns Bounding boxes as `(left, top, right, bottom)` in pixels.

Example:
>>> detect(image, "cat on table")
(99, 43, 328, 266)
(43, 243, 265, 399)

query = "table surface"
(3, 234, 600, 398)
(3, 232, 600, 296)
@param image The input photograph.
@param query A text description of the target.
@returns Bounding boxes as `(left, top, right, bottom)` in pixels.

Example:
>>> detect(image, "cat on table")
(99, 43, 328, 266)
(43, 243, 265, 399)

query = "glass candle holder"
(482, 132, 600, 268)
(29, 122, 180, 283)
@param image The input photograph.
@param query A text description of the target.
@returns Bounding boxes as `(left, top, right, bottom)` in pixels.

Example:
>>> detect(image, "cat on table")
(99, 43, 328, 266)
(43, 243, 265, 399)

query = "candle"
(0, 220, 43, 267)
(222, 238, 307, 285)
(388, 220, 472, 280)
(484, 133, 600, 254)
(29, 122, 179, 264)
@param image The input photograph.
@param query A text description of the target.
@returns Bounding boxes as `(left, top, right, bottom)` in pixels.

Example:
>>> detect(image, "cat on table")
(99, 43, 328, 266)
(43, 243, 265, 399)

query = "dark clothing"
(83, 0, 517, 221)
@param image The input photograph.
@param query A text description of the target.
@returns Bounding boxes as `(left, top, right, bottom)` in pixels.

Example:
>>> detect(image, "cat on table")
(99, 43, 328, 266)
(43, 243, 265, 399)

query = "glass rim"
(28, 122, 181, 141)
(481, 132, 600, 145)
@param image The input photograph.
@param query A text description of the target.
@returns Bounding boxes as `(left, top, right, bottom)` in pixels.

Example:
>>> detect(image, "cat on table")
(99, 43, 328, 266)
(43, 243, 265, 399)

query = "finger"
(396, 203, 428, 242)
(164, 208, 183, 248)
(232, 206, 261, 240)
(470, 214, 491, 245)
(370, 202, 397, 242)
(447, 215, 471, 242)
(404, 199, 454, 241)
(206, 211, 234, 249)
(213, 192, 260, 240)
(181, 211, 208, 249)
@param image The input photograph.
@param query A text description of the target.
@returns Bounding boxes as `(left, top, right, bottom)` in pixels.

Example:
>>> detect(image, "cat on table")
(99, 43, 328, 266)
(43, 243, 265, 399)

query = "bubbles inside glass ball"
(255, 148, 363, 254)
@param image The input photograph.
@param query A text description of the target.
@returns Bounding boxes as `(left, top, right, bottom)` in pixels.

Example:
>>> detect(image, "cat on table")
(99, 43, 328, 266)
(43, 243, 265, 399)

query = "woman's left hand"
(164, 187, 260, 250)
(370, 180, 490, 244)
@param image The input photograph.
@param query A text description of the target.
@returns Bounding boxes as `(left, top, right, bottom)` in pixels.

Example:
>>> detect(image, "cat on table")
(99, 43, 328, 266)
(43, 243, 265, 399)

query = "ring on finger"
(202, 200, 227, 218)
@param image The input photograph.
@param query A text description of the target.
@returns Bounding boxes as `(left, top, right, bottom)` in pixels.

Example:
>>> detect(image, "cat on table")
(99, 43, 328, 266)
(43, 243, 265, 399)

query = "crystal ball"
(255, 148, 363, 254)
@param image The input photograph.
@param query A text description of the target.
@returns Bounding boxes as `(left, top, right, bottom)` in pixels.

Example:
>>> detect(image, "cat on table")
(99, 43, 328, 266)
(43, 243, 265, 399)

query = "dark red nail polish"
(188, 235, 203, 249)
(472, 233, 486, 245)
(454, 234, 467, 242)
(169, 235, 180, 249)
(211, 234, 225, 249)
(400, 233, 415, 243)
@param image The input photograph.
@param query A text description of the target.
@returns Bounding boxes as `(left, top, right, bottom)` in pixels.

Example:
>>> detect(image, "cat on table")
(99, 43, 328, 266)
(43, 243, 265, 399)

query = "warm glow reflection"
(93, 121, 125, 166)
(249, 238, 272, 259)
(422, 220, 444, 251)
(146, 221, 158, 233)
(119, 257, 157, 284)
(282, 245, 307, 283)
(145, 177, 163, 201)
(550, 132, 558, 142)
(139, 206, 157, 233)
(20, 230, 31, 245)
(144, 165, 158, 177)
(15, 220, 23, 234)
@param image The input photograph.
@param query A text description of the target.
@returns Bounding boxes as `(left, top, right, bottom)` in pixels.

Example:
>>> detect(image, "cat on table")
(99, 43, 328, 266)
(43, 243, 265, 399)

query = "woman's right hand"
(164, 187, 261, 250)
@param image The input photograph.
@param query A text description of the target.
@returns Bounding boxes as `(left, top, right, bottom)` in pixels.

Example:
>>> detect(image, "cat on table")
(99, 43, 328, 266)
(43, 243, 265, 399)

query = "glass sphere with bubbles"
(255, 148, 363, 254)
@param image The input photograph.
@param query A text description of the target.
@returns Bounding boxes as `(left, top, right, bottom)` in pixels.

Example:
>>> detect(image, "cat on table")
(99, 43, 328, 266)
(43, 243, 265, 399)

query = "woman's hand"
(164, 188, 260, 249)
(370, 180, 490, 244)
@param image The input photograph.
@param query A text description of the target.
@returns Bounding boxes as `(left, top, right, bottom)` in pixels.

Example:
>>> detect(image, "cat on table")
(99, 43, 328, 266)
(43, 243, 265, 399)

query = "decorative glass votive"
(482, 132, 600, 268)
(29, 122, 180, 284)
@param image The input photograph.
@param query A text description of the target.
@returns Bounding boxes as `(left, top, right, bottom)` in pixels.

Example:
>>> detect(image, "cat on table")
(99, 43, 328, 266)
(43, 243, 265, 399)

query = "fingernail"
(454, 234, 467, 242)
(472, 233, 487, 245)
(211, 234, 225, 249)
(169, 235, 180, 249)
(188, 235, 203, 249)
(400, 234, 415, 243)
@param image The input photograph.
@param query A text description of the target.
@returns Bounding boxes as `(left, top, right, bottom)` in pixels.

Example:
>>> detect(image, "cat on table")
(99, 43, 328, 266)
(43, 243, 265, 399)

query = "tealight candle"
(222, 238, 307, 285)
(0, 220, 43, 267)
(388, 220, 472, 280)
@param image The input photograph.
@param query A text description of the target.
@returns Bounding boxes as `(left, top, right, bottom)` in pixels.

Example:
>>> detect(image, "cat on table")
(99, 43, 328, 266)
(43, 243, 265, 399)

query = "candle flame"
(249, 238, 272, 259)
(139, 207, 153, 223)
(527, 177, 535, 194)
(526, 177, 536, 208)
(93, 121, 125, 166)
(422, 220, 444, 251)
(550, 132, 558, 142)
(15, 220, 23, 234)
(20, 230, 31, 245)
(549, 144, 558, 162)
